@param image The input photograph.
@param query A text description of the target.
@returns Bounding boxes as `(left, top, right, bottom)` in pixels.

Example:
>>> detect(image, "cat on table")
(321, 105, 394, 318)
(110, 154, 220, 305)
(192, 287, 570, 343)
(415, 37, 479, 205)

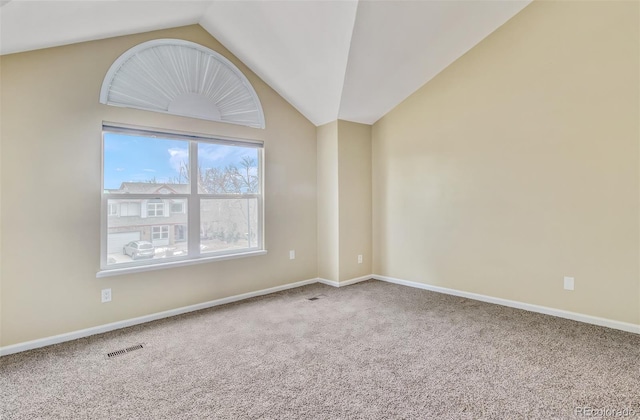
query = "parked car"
(123, 241, 155, 260)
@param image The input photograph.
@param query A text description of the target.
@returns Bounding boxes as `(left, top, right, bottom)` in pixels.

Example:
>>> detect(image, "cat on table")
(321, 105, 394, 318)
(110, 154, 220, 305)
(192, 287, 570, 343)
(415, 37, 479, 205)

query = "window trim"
(96, 250, 268, 278)
(147, 202, 165, 217)
(99, 124, 265, 276)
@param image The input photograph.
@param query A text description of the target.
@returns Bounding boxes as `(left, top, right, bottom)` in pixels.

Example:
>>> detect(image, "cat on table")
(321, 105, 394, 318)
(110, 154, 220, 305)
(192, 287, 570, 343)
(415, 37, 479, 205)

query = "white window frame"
(171, 202, 185, 214)
(147, 202, 164, 217)
(151, 225, 170, 240)
(99, 124, 266, 277)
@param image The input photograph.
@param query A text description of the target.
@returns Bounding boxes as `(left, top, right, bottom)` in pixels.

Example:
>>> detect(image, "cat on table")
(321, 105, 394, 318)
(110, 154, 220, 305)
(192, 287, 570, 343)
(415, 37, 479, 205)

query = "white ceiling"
(0, 0, 531, 126)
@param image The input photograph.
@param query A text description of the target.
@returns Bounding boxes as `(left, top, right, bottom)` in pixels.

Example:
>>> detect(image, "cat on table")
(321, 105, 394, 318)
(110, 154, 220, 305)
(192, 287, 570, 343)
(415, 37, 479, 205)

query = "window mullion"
(188, 141, 199, 258)
(258, 148, 264, 250)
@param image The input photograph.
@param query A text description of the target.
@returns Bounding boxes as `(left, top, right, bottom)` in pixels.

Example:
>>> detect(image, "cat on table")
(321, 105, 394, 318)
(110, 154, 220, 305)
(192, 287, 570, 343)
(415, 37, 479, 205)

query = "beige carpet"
(1, 280, 639, 419)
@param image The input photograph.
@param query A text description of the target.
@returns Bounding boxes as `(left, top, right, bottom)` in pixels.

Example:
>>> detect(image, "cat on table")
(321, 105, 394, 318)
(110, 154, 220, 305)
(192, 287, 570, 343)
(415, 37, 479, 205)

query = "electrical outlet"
(563, 277, 574, 291)
(101, 288, 112, 303)
(357, 255, 363, 264)
(289, 250, 296, 260)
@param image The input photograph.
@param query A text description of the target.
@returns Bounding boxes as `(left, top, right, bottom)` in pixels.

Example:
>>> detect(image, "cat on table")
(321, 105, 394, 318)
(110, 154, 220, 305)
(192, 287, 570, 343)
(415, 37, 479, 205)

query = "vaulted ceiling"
(0, 0, 531, 126)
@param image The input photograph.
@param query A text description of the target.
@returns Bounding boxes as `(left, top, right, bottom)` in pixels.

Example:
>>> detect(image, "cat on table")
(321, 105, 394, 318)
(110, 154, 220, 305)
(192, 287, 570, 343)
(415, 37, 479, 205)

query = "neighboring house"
(106, 183, 188, 254)
(106, 182, 257, 256)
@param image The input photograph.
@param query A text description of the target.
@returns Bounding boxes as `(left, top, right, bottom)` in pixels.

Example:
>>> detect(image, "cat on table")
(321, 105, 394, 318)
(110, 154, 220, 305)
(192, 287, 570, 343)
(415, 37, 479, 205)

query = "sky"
(103, 132, 258, 190)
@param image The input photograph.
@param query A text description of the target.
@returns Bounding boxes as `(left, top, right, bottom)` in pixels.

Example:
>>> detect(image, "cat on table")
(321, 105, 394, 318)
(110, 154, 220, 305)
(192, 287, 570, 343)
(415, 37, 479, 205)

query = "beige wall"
(317, 121, 339, 281)
(372, 1, 640, 325)
(3, 1, 639, 348)
(317, 120, 372, 283)
(0, 25, 318, 346)
(338, 120, 372, 281)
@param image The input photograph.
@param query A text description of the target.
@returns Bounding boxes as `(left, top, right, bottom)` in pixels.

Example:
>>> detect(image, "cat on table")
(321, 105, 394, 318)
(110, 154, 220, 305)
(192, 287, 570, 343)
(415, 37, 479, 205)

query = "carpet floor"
(1, 280, 639, 419)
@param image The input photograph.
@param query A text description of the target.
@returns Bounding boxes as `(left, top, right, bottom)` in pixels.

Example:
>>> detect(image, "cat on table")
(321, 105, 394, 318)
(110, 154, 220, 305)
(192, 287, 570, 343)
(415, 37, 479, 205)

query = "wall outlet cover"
(101, 288, 112, 303)
(563, 276, 574, 291)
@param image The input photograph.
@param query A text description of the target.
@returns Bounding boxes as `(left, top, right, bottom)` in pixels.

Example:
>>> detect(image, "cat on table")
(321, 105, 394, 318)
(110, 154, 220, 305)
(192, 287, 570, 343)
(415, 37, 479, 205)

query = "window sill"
(96, 250, 268, 278)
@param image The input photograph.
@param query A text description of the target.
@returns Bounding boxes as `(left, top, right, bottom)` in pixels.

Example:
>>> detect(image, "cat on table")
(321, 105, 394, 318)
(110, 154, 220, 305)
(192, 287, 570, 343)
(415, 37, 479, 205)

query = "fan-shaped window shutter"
(100, 39, 265, 129)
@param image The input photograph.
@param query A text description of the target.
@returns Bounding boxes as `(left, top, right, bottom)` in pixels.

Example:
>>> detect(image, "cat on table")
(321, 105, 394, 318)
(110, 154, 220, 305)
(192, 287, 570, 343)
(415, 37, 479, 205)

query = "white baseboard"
(3, 274, 637, 356)
(373, 274, 640, 335)
(317, 278, 339, 287)
(317, 274, 372, 288)
(0, 278, 318, 356)
(340, 275, 374, 286)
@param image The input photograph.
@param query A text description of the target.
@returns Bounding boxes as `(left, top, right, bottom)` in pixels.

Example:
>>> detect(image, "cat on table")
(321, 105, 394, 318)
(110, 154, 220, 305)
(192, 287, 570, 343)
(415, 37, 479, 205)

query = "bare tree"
(161, 156, 258, 246)
(238, 156, 258, 193)
(195, 156, 258, 194)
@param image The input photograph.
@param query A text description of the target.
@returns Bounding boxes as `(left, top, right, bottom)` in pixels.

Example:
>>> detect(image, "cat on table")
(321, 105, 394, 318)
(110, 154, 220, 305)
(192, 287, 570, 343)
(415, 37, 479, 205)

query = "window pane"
(104, 132, 190, 193)
(200, 198, 258, 253)
(120, 202, 141, 217)
(102, 126, 265, 271)
(106, 199, 188, 265)
(198, 143, 259, 194)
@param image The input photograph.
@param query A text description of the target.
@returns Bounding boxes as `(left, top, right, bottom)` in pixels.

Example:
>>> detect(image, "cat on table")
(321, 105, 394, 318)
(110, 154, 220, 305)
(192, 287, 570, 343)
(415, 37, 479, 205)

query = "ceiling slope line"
(336, 0, 365, 127)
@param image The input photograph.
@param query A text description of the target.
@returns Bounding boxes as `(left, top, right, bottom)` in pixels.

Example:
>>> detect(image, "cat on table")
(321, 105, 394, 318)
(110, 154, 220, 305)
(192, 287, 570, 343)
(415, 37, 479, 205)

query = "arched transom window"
(100, 39, 265, 129)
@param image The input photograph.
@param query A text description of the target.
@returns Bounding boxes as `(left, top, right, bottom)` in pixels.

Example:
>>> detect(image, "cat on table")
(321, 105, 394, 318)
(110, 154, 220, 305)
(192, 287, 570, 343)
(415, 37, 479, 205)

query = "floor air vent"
(106, 344, 144, 359)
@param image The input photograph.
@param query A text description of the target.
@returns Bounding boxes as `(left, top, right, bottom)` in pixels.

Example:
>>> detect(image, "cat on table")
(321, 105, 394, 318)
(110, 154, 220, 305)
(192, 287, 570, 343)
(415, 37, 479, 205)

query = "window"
(108, 203, 118, 216)
(147, 202, 164, 217)
(101, 125, 264, 273)
(119, 202, 140, 217)
(171, 202, 185, 214)
(152, 226, 169, 240)
(100, 39, 265, 128)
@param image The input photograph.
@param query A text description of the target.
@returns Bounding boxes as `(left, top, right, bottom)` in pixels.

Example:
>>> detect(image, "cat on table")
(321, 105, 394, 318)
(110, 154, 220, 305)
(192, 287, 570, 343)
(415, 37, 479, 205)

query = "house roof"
(111, 182, 190, 195)
(0, 1, 531, 126)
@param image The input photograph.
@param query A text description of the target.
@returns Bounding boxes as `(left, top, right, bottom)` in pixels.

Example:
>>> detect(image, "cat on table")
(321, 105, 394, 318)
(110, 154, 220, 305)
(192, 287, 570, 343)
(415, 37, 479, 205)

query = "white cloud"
(198, 144, 257, 168)
(198, 144, 239, 163)
(115, 167, 125, 172)
(168, 148, 189, 173)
